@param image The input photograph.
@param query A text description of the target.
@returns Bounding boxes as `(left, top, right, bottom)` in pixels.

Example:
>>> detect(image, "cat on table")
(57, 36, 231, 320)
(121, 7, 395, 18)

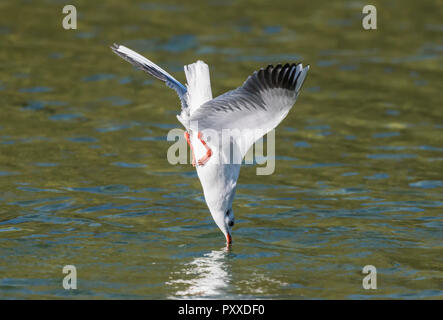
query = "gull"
(111, 44, 309, 245)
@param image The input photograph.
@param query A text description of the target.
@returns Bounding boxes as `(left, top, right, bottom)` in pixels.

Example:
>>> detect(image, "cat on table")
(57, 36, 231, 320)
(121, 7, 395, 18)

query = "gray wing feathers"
(187, 63, 309, 158)
(111, 43, 188, 108)
(189, 63, 309, 131)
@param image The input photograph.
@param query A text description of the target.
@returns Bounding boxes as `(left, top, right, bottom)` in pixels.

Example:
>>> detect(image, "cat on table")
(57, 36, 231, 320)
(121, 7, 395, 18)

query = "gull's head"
(198, 164, 239, 245)
(210, 205, 235, 245)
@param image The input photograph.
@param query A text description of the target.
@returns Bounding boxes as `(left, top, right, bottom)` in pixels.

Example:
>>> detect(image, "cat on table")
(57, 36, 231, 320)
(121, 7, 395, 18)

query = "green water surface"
(0, 0, 442, 299)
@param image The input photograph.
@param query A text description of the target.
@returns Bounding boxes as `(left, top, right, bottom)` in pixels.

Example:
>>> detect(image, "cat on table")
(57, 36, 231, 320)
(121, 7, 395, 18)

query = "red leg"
(184, 131, 196, 167)
(197, 132, 213, 166)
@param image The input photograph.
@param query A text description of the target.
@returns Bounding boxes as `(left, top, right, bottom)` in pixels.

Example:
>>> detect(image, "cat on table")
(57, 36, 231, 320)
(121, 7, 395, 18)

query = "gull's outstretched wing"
(111, 43, 188, 109)
(187, 63, 309, 158)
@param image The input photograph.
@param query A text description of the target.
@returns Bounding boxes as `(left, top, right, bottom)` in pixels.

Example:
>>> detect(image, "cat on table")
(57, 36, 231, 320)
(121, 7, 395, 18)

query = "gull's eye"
(228, 220, 234, 227)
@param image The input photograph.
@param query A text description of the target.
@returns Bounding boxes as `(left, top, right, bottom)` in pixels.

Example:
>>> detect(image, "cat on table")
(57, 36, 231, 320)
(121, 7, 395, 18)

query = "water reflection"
(167, 248, 232, 299)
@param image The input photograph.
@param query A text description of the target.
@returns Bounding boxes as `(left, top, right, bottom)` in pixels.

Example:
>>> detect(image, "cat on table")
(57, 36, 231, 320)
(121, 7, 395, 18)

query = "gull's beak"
(226, 232, 232, 245)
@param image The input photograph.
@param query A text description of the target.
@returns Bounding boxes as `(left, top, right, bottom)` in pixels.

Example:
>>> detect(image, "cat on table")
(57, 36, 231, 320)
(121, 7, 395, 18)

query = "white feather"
(184, 61, 213, 115)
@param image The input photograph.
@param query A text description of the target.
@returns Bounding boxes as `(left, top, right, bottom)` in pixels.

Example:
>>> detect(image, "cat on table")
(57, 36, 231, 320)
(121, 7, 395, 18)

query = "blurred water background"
(0, 0, 442, 299)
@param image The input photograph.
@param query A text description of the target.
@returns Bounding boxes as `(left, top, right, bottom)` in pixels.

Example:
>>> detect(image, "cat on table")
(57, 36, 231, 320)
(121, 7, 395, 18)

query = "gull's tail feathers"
(184, 61, 213, 115)
(111, 43, 188, 108)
